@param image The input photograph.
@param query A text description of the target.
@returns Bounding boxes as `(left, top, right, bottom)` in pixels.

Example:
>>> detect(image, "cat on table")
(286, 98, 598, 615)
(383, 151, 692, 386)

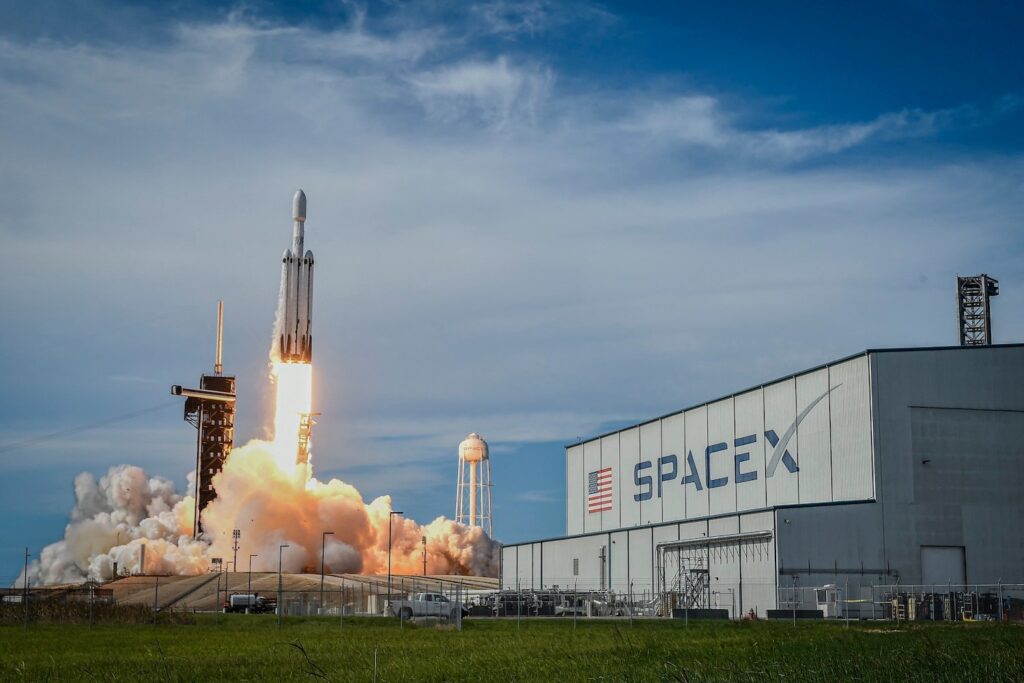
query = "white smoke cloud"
(21, 441, 499, 585)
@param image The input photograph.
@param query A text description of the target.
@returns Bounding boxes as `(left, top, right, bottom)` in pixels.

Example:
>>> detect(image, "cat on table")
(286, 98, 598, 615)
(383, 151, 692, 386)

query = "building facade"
(500, 344, 1024, 616)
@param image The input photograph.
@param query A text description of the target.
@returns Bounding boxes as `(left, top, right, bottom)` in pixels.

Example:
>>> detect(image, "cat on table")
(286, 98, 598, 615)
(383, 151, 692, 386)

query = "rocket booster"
(278, 189, 314, 363)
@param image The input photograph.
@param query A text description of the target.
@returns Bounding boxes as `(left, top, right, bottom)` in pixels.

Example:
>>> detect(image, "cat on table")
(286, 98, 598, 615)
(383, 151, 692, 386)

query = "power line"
(0, 402, 177, 455)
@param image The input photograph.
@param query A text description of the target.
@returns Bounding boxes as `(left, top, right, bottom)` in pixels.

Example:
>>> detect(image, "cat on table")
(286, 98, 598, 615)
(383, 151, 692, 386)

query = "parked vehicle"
(223, 592, 276, 614)
(388, 592, 468, 620)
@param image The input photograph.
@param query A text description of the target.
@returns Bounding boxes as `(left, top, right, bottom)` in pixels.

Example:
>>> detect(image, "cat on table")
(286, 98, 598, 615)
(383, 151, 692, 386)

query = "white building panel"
(679, 519, 708, 541)
(516, 544, 533, 589)
(828, 355, 874, 501)
(764, 378, 800, 506)
(708, 398, 737, 516)
(609, 530, 629, 592)
(619, 427, 641, 528)
(708, 517, 741, 617)
(796, 368, 833, 505)
(684, 406, 709, 519)
(628, 528, 655, 594)
(640, 421, 662, 525)
(739, 511, 776, 615)
(583, 439, 602, 533)
(600, 434, 621, 530)
(501, 546, 517, 589)
(651, 523, 679, 592)
(734, 388, 767, 512)
(566, 444, 584, 535)
(661, 413, 686, 523)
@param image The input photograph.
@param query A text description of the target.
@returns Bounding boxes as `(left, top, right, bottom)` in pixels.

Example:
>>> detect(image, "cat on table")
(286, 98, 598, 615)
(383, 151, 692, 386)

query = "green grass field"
(2, 615, 1022, 682)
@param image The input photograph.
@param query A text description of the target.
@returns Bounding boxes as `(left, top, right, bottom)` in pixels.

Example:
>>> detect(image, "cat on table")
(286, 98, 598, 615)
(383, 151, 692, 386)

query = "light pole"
(278, 544, 289, 629)
(23, 547, 30, 629)
(232, 529, 240, 573)
(247, 554, 258, 612)
(320, 531, 335, 614)
(387, 511, 403, 615)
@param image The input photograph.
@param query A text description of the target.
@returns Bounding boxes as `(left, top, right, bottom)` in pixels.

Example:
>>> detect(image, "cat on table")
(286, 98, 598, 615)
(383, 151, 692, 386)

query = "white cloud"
(410, 56, 553, 128)
(623, 95, 966, 161)
(0, 7, 1021, 497)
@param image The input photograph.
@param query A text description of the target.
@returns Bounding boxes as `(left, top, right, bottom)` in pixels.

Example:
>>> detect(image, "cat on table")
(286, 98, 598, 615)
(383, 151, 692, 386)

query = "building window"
(573, 558, 579, 576)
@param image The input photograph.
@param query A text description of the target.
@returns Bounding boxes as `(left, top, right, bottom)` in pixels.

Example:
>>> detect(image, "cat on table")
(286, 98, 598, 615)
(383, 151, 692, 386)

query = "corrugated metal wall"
(567, 354, 875, 535)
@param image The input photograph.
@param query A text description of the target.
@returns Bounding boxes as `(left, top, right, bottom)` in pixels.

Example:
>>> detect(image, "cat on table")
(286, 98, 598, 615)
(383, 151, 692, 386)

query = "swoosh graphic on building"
(765, 383, 842, 477)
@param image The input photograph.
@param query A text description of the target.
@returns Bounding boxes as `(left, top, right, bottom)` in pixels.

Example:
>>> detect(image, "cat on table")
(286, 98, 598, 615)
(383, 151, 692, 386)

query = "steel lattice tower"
(172, 301, 237, 537)
(957, 274, 999, 346)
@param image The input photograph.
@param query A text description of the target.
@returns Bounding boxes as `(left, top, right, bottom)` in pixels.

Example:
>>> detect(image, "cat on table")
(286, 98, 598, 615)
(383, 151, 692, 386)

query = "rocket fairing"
(278, 189, 314, 363)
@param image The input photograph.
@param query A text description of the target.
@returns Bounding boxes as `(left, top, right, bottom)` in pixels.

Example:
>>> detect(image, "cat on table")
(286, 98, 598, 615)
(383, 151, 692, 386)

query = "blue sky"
(1, 1, 1023, 582)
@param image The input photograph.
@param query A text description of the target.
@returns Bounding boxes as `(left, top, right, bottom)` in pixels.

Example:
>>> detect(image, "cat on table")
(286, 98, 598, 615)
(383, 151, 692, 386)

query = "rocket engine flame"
(270, 360, 313, 477)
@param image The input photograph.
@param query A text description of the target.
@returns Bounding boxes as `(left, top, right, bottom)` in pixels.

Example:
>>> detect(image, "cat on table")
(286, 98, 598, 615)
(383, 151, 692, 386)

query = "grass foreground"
(2, 615, 1023, 681)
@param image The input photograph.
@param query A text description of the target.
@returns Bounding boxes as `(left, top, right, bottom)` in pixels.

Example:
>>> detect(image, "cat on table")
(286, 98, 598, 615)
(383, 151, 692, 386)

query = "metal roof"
(563, 343, 1024, 449)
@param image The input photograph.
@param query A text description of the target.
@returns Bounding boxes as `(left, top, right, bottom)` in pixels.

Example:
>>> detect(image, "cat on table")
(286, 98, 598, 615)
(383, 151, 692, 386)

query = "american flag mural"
(587, 467, 613, 513)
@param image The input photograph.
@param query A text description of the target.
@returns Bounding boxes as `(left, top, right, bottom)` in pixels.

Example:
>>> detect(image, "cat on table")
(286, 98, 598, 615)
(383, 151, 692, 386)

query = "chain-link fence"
(7, 578, 1024, 626)
(873, 583, 1024, 622)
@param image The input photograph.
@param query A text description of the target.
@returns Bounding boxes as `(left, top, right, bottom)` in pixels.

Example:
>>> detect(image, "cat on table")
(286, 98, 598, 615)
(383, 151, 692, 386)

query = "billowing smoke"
(21, 441, 500, 584)
(24, 465, 206, 584)
(19, 229, 500, 586)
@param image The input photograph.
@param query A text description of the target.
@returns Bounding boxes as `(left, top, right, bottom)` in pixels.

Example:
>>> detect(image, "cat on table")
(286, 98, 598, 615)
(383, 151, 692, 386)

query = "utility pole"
(320, 531, 334, 614)
(421, 536, 427, 576)
(387, 511, 403, 616)
(278, 544, 289, 629)
(232, 529, 240, 574)
(248, 554, 258, 613)
(23, 547, 30, 629)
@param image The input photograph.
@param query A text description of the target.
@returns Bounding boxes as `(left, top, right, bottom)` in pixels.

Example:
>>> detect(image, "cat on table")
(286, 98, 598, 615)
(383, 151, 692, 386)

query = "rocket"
(277, 189, 314, 363)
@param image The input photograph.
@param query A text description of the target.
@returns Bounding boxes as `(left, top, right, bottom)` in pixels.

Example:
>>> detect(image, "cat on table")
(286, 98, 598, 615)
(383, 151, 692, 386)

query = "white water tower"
(455, 433, 492, 536)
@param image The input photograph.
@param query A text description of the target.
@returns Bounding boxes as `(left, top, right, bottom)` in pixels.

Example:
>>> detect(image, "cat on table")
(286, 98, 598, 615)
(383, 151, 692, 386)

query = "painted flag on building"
(588, 467, 613, 513)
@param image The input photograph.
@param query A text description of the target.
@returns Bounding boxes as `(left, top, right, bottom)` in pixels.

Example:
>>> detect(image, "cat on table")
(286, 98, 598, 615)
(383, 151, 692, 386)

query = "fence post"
(844, 579, 850, 627)
(573, 581, 577, 631)
(997, 581, 1004, 622)
(340, 578, 344, 631)
(516, 579, 521, 631)
(629, 580, 633, 628)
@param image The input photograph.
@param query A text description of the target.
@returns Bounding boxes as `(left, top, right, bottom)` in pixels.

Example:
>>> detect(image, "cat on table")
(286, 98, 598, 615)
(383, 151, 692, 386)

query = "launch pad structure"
(171, 301, 237, 537)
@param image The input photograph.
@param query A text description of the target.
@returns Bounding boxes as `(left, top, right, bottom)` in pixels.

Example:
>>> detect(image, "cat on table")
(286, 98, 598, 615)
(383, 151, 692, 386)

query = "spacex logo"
(632, 385, 841, 501)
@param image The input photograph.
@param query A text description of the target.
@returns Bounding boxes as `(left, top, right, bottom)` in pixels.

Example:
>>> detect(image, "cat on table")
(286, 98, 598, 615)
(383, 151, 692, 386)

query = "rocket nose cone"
(293, 189, 307, 221)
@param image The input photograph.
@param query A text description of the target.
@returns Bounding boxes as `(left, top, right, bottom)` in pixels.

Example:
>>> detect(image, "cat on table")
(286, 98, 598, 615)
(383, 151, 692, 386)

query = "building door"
(921, 546, 966, 585)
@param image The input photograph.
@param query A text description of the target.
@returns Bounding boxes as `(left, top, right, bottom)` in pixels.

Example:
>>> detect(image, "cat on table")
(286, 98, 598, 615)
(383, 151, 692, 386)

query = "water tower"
(455, 433, 493, 536)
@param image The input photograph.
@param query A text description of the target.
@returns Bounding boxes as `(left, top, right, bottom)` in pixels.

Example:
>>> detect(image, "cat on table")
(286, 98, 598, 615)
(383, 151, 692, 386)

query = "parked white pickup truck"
(388, 592, 468, 620)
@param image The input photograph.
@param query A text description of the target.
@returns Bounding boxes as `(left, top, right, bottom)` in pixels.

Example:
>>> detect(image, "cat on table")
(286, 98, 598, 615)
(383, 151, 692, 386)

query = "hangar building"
(500, 344, 1024, 617)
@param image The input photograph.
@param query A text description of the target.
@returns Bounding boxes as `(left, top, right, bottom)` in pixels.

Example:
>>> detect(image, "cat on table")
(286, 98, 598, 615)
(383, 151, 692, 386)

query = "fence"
(874, 583, 1024, 622)
(6, 579, 1024, 625)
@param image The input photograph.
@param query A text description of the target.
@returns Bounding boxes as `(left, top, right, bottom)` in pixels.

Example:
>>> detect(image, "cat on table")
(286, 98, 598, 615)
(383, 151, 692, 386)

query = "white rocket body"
(278, 190, 314, 363)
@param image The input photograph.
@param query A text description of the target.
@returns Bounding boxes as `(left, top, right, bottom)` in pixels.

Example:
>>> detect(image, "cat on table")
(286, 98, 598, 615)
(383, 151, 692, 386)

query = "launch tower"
(956, 274, 999, 346)
(171, 301, 237, 537)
